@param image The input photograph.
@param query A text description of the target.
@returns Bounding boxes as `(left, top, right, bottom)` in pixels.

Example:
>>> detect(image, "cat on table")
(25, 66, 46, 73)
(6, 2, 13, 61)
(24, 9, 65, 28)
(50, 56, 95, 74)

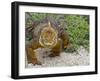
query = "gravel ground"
(25, 46, 89, 68)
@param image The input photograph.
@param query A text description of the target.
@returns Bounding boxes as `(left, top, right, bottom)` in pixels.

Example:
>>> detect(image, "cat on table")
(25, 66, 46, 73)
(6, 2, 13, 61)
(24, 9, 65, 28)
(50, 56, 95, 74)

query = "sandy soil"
(25, 46, 89, 68)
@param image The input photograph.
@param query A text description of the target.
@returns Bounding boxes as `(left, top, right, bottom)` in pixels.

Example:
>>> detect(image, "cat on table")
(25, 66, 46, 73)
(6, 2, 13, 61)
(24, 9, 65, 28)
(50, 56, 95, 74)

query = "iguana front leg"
(26, 41, 42, 65)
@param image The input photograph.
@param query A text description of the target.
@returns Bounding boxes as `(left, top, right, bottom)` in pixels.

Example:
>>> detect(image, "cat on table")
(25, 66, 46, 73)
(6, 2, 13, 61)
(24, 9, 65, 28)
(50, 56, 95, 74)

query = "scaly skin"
(26, 22, 69, 65)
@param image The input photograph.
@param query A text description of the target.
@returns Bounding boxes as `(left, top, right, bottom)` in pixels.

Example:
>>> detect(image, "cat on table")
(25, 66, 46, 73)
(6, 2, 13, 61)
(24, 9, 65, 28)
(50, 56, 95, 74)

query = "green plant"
(65, 15, 89, 52)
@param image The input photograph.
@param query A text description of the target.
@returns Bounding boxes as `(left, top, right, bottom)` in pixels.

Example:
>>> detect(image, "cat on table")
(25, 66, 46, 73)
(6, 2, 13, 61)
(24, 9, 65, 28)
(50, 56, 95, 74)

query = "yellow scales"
(39, 22, 58, 48)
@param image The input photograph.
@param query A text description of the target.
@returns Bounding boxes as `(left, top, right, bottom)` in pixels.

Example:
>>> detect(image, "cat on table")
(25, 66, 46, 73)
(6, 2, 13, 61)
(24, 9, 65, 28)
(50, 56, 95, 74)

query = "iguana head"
(39, 21, 58, 48)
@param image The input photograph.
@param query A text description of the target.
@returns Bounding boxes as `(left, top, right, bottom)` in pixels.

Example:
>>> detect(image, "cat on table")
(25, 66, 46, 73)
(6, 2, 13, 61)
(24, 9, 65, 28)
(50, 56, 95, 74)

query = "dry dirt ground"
(25, 46, 89, 68)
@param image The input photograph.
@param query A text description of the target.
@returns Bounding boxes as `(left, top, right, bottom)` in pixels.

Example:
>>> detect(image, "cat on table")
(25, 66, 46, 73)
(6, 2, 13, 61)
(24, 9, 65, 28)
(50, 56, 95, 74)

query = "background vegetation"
(25, 12, 89, 52)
